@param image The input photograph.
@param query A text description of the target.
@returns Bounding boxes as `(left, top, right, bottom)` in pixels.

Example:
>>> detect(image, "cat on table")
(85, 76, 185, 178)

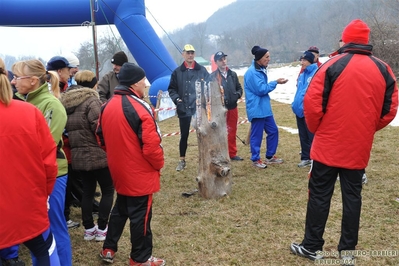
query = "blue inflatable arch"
(0, 0, 177, 105)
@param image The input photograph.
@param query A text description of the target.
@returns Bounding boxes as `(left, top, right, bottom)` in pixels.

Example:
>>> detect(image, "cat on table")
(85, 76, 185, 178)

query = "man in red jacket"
(290, 19, 398, 263)
(96, 63, 165, 266)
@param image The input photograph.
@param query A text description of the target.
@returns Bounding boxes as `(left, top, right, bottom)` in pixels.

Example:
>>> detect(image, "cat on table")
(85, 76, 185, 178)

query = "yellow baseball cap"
(183, 44, 195, 52)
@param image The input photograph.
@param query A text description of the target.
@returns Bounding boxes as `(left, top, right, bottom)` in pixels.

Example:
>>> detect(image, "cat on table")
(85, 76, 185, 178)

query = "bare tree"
(362, 0, 399, 74)
(1, 55, 17, 70)
(186, 22, 208, 57)
(76, 34, 130, 77)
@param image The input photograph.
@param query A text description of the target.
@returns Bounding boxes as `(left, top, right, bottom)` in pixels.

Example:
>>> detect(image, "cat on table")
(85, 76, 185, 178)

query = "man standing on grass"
(244, 45, 288, 169)
(168, 44, 210, 171)
(292, 51, 318, 168)
(210, 51, 244, 161)
(290, 19, 398, 264)
(97, 63, 165, 266)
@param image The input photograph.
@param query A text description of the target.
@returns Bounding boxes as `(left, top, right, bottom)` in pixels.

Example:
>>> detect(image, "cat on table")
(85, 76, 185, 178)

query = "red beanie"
(341, 19, 370, 44)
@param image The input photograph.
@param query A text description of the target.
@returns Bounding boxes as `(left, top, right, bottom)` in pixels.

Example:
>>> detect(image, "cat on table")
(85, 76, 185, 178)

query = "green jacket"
(16, 83, 68, 177)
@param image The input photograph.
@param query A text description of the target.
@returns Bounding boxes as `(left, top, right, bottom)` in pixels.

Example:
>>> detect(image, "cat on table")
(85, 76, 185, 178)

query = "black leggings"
(81, 167, 114, 230)
(178, 116, 192, 157)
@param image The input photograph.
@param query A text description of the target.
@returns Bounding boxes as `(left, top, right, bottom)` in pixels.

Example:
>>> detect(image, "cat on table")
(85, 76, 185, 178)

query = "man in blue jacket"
(244, 45, 288, 168)
(291, 51, 318, 168)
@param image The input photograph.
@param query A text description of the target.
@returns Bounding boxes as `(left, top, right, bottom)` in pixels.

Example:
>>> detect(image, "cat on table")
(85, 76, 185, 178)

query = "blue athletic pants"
(48, 175, 72, 266)
(250, 116, 279, 161)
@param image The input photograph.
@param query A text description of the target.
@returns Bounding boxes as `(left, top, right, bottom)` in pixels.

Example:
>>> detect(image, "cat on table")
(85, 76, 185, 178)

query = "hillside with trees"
(2, 0, 398, 76)
(161, 0, 399, 74)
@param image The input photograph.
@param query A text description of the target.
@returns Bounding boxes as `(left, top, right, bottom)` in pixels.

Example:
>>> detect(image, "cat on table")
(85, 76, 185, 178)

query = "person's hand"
(277, 78, 288, 84)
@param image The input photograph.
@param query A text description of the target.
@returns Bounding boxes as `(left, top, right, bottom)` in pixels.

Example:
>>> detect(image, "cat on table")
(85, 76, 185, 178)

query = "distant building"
(195, 56, 211, 72)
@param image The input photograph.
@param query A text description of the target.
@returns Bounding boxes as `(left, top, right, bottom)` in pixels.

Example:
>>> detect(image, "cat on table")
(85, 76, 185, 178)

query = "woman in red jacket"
(0, 67, 60, 265)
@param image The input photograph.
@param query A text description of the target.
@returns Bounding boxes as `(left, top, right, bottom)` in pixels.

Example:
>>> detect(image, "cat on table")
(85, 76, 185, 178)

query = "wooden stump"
(195, 80, 232, 199)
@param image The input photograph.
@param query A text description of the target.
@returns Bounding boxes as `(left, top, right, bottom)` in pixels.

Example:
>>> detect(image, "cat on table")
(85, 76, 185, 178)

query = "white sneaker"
(265, 156, 283, 164)
(176, 160, 186, 171)
(84, 225, 97, 241)
(362, 173, 368, 185)
(252, 159, 267, 169)
(298, 160, 312, 168)
(95, 226, 107, 241)
(66, 219, 80, 229)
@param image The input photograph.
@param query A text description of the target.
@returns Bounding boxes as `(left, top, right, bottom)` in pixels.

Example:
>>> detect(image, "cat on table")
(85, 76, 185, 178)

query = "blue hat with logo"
(46, 56, 74, 71)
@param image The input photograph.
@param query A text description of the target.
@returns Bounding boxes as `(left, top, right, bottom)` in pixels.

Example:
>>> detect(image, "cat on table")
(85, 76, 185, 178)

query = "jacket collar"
(114, 85, 140, 98)
(339, 43, 373, 55)
(304, 63, 318, 73)
(61, 87, 99, 111)
(16, 82, 49, 102)
(253, 60, 267, 71)
(180, 61, 202, 71)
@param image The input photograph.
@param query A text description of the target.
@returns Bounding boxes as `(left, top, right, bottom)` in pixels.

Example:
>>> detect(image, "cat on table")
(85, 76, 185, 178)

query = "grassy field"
(20, 89, 399, 265)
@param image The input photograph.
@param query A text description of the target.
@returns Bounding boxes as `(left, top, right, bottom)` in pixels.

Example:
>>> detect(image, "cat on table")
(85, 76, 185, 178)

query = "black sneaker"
(290, 243, 323, 261)
(230, 156, 244, 161)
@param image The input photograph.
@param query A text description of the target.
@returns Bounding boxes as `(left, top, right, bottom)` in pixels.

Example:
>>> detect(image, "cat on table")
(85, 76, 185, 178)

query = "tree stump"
(194, 80, 232, 199)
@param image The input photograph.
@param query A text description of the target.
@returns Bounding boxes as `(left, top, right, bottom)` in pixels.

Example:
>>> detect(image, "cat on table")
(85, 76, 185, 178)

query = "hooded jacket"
(96, 85, 164, 196)
(0, 100, 57, 249)
(244, 60, 278, 121)
(16, 83, 68, 177)
(61, 87, 108, 171)
(304, 43, 398, 169)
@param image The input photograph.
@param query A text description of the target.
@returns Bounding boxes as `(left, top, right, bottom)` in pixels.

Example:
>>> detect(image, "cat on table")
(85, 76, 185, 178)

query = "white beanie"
(63, 53, 80, 67)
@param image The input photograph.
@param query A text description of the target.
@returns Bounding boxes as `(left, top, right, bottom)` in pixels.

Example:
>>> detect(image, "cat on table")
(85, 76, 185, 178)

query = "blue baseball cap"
(46, 56, 74, 71)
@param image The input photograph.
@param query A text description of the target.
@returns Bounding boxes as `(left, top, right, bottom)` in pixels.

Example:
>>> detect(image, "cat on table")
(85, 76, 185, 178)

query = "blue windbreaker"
(292, 63, 318, 118)
(244, 60, 278, 121)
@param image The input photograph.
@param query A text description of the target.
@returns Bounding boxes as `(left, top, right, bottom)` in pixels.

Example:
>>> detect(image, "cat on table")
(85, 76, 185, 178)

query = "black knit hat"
(251, 46, 269, 61)
(118, 63, 146, 86)
(300, 51, 315, 64)
(111, 51, 128, 66)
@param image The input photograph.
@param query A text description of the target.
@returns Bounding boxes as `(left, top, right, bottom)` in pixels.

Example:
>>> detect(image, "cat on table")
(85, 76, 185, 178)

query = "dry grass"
(20, 94, 399, 265)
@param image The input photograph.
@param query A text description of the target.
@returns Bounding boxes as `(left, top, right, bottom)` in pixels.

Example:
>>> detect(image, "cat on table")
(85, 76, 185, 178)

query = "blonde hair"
(47, 71, 61, 98)
(0, 58, 12, 105)
(75, 70, 95, 83)
(75, 70, 98, 89)
(12, 59, 61, 98)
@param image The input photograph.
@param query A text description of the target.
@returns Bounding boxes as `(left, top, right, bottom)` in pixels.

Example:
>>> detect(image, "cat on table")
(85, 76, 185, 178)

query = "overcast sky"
(0, 0, 235, 61)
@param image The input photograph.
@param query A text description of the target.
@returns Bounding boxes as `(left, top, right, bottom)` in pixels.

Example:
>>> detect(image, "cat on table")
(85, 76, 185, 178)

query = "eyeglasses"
(13, 75, 31, 80)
